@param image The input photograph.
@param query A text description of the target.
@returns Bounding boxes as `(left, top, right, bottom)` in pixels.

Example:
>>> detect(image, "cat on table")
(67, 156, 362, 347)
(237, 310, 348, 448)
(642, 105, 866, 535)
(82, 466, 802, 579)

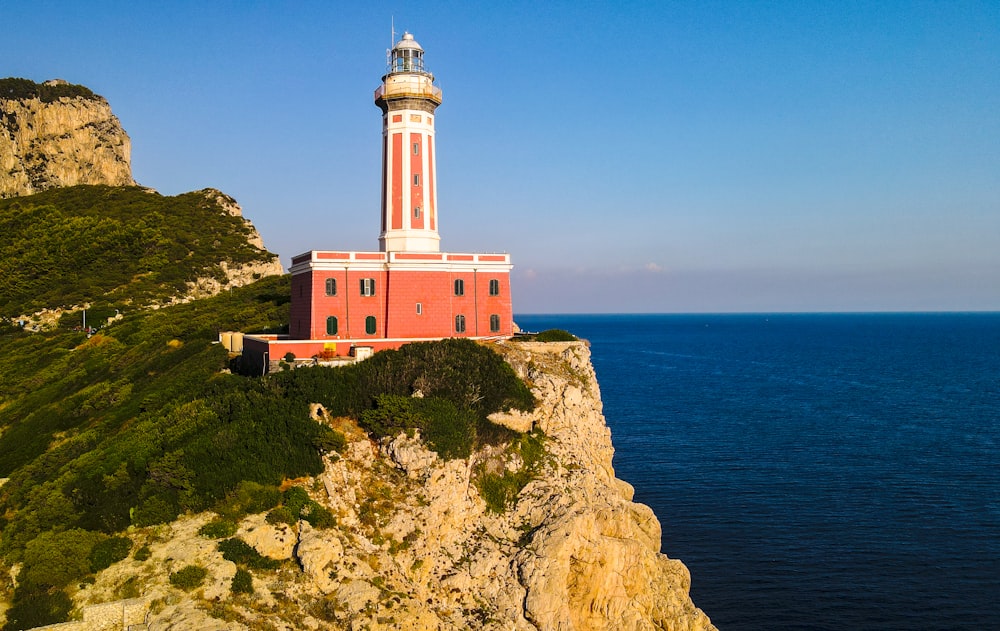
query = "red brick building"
(243, 33, 513, 371)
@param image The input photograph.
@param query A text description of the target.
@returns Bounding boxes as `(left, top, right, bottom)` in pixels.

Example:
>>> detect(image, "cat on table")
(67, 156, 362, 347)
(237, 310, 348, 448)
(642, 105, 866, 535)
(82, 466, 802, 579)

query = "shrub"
(215, 481, 282, 520)
(518, 329, 578, 342)
(282, 486, 310, 517)
(2, 586, 73, 631)
(20, 528, 104, 589)
(231, 568, 254, 594)
(133, 544, 152, 561)
(476, 432, 547, 513)
(198, 519, 238, 539)
(314, 425, 346, 454)
(89, 535, 132, 572)
(169, 565, 208, 590)
(283, 352, 296, 362)
(265, 506, 296, 526)
(301, 504, 335, 529)
(421, 398, 476, 460)
(360, 395, 475, 460)
(217, 537, 280, 570)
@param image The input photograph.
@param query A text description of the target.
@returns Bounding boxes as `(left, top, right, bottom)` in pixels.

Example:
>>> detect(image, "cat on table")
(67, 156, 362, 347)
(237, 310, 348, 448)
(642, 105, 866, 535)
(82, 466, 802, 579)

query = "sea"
(515, 313, 1000, 631)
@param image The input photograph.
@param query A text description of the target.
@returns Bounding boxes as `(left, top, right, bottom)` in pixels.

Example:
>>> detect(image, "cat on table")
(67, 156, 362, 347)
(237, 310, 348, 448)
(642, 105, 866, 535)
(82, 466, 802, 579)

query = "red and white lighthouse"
(375, 33, 442, 253)
(242, 32, 514, 371)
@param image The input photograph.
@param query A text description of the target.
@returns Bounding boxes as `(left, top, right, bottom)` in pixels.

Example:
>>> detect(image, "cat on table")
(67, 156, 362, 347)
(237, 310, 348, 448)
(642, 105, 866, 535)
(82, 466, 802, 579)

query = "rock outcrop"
(72, 342, 715, 630)
(1, 79, 134, 198)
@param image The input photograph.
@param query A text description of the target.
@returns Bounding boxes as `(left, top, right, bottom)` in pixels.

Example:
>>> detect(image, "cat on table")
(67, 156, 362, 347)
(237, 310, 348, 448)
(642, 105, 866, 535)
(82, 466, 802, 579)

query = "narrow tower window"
(454, 279, 465, 296)
(365, 316, 377, 335)
(414, 207, 421, 218)
(413, 142, 420, 155)
(325, 278, 337, 296)
(490, 314, 501, 333)
(413, 174, 420, 186)
(416, 303, 423, 315)
(488, 279, 500, 296)
(455, 314, 466, 333)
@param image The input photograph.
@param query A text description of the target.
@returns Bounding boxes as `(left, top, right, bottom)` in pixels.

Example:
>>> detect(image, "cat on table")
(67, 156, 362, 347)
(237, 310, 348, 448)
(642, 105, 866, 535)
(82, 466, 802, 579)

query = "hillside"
(0, 185, 283, 327)
(0, 273, 552, 629)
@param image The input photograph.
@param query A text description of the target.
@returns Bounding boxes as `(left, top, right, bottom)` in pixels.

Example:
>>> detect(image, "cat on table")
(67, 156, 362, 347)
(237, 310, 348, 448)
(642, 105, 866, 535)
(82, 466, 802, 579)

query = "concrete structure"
(244, 33, 513, 372)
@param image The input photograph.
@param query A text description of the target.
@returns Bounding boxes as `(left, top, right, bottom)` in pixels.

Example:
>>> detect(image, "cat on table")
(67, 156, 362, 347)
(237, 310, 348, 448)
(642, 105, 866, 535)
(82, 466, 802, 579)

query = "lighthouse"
(375, 32, 442, 253)
(243, 32, 514, 371)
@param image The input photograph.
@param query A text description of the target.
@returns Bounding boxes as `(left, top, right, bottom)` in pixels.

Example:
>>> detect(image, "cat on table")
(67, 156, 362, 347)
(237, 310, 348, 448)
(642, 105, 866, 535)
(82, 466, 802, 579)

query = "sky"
(3, 0, 999, 313)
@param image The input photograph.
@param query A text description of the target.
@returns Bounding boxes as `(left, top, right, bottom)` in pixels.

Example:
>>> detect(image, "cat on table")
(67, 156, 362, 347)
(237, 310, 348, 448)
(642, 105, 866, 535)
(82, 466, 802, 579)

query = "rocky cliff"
(67, 342, 715, 631)
(0, 78, 134, 198)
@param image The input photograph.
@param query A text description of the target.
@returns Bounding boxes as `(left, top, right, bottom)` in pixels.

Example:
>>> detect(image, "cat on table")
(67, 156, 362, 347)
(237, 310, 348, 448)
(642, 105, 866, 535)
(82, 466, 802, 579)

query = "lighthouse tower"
(242, 31, 514, 371)
(375, 32, 443, 253)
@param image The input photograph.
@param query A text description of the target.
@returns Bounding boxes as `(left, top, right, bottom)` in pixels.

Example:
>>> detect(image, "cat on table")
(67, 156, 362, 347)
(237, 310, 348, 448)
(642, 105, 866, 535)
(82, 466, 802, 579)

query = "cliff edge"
(0, 78, 134, 199)
(68, 342, 715, 631)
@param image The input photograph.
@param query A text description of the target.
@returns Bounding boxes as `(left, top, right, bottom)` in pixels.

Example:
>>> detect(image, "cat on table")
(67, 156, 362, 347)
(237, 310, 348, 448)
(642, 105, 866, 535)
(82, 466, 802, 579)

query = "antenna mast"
(387, 17, 396, 72)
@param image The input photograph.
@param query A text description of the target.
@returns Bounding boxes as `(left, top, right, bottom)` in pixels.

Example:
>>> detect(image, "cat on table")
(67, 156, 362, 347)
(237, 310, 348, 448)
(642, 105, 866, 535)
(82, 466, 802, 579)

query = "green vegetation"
(231, 568, 254, 595)
(1, 589, 72, 631)
(198, 519, 238, 539)
(169, 565, 208, 591)
(217, 538, 280, 570)
(133, 545, 152, 561)
(516, 329, 578, 342)
(0, 77, 98, 102)
(476, 432, 548, 513)
(275, 338, 534, 459)
(89, 536, 132, 572)
(0, 185, 275, 317)
(265, 486, 335, 528)
(213, 481, 283, 521)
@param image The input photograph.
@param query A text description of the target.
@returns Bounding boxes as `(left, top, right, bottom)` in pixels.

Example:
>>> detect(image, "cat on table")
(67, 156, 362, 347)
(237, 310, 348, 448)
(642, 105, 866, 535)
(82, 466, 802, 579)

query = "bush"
(421, 398, 476, 460)
(265, 506, 296, 526)
(301, 504, 335, 529)
(360, 395, 475, 460)
(2, 586, 73, 631)
(314, 425, 346, 454)
(133, 544, 152, 561)
(169, 565, 208, 590)
(89, 535, 132, 572)
(231, 568, 254, 594)
(0, 77, 98, 103)
(476, 432, 547, 513)
(20, 528, 104, 589)
(217, 537, 280, 570)
(518, 329, 578, 342)
(215, 481, 282, 520)
(198, 519, 238, 539)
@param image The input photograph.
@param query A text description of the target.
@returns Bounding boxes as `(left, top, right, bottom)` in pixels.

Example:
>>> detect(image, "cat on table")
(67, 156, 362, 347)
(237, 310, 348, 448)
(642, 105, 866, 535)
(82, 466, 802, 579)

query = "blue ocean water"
(515, 313, 1000, 630)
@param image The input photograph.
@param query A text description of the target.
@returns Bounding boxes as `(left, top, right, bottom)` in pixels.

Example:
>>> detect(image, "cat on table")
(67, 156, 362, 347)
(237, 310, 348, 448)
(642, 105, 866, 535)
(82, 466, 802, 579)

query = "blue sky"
(4, 1, 998, 312)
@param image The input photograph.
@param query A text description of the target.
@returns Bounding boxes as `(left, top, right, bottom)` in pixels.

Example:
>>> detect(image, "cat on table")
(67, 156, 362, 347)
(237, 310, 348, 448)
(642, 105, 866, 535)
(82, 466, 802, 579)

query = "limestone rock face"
(1, 83, 134, 198)
(71, 342, 715, 631)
